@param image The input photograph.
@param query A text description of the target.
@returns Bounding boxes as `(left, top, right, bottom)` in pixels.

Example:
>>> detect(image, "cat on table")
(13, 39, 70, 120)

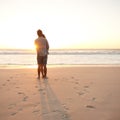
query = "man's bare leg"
(37, 64, 40, 79)
(43, 64, 47, 78)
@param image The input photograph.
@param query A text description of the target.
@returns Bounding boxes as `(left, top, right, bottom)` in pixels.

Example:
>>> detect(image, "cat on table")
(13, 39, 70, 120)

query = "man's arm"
(46, 40, 49, 50)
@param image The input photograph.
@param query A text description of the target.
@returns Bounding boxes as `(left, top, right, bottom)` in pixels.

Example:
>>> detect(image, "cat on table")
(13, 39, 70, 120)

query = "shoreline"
(0, 64, 120, 69)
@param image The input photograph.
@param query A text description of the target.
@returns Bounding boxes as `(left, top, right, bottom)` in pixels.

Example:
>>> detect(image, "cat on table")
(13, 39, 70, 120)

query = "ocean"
(0, 49, 120, 67)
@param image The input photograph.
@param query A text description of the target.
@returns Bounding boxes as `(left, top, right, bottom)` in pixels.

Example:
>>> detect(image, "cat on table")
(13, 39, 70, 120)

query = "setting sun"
(0, 0, 120, 49)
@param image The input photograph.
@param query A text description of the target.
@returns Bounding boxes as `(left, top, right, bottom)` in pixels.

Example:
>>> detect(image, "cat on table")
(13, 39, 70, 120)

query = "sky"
(0, 0, 120, 49)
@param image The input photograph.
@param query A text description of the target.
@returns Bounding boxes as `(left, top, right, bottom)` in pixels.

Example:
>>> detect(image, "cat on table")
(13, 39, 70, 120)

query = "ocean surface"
(0, 49, 120, 66)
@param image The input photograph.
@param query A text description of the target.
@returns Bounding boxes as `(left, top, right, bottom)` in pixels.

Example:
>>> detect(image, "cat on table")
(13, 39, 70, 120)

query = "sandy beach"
(0, 66, 120, 120)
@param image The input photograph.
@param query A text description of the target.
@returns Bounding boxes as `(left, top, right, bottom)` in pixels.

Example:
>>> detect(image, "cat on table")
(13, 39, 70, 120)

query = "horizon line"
(0, 48, 120, 50)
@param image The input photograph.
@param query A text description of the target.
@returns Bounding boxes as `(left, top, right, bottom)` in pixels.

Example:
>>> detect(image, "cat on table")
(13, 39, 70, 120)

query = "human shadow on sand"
(38, 79, 70, 120)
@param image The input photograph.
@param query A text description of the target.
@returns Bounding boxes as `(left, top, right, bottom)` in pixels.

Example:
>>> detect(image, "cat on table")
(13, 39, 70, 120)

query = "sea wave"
(0, 49, 120, 65)
(0, 49, 120, 55)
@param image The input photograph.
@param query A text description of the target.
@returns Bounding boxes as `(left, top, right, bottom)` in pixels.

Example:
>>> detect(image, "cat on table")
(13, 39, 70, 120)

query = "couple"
(34, 29, 49, 79)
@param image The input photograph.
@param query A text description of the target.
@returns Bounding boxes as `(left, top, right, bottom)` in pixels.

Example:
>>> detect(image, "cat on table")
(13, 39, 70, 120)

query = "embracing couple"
(34, 29, 49, 79)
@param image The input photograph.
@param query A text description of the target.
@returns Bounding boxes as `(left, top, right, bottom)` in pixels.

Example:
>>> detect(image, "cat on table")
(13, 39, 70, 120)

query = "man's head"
(37, 29, 42, 37)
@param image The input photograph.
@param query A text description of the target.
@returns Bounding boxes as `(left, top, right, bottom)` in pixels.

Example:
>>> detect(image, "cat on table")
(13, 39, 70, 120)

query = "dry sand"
(0, 66, 120, 120)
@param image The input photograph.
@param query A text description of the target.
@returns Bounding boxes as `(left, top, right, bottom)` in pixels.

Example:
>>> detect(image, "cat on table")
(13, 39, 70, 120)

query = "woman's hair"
(42, 34, 46, 38)
(37, 29, 46, 38)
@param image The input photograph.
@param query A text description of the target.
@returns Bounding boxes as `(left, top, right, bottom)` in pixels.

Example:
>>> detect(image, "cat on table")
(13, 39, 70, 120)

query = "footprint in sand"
(62, 113, 69, 119)
(32, 103, 41, 114)
(83, 86, 90, 93)
(11, 112, 17, 116)
(78, 92, 85, 96)
(38, 88, 44, 92)
(84, 86, 89, 88)
(17, 92, 28, 101)
(2, 83, 6, 86)
(86, 105, 96, 109)
(23, 96, 28, 101)
(92, 97, 96, 101)
(16, 87, 20, 89)
(71, 76, 74, 79)
(35, 85, 38, 88)
(34, 103, 40, 107)
(7, 79, 10, 82)
(32, 109, 40, 113)
(8, 104, 16, 109)
(18, 92, 24, 95)
(64, 107, 69, 111)
(62, 104, 70, 111)
(75, 82, 79, 85)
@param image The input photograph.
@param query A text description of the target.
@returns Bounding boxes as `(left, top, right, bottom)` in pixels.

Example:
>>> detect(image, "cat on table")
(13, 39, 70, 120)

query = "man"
(34, 29, 49, 79)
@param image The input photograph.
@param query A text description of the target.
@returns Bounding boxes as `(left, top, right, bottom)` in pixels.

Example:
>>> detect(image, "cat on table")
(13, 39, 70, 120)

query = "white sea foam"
(0, 49, 120, 66)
